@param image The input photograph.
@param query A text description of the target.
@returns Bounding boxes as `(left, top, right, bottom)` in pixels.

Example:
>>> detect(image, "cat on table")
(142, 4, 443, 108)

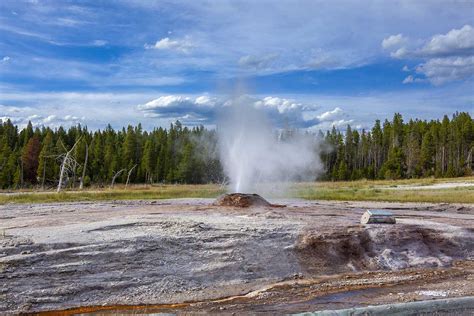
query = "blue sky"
(0, 0, 473, 130)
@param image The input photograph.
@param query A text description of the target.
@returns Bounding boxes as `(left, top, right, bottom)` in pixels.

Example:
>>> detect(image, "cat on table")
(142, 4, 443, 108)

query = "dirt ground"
(0, 198, 473, 315)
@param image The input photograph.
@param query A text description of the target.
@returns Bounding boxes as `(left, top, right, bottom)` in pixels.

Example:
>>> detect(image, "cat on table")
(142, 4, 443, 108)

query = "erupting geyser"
(217, 95, 322, 196)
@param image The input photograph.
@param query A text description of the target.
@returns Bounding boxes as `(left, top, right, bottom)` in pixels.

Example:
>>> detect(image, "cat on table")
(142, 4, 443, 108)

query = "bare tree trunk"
(57, 138, 81, 193)
(71, 160, 77, 189)
(111, 169, 126, 189)
(125, 164, 138, 188)
(79, 143, 88, 190)
(467, 147, 473, 170)
(57, 157, 67, 193)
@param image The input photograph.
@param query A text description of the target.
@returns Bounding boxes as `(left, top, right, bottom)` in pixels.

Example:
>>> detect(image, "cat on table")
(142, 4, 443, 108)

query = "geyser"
(217, 96, 321, 194)
(213, 193, 272, 208)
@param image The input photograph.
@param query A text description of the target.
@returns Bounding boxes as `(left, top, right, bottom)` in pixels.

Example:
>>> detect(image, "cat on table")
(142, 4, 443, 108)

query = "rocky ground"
(0, 198, 473, 315)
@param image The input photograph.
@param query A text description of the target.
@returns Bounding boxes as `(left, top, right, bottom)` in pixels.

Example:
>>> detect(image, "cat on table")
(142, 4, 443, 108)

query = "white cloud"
(386, 25, 474, 84)
(402, 75, 426, 84)
(0, 112, 85, 129)
(382, 34, 407, 50)
(0, 91, 154, 130)
(145, 37, 195, 53)
(402, 65, 410, 72)
(2, 88, 472, 133)
(137, 94, 350, 129)
(92, 39, 108, 46)
(1, 56, 10, 62)
(390, 47, 409, 59)
(316, 107, 344, 121)
(331, 119, 354, 128)
(402, 75, 414, 84)
(43, 115, 56, 123)
(416, 56, 474, 85)
(137, 95, 216, 123)
(253, 96, 321, 128)
(421, 24, 474, 57)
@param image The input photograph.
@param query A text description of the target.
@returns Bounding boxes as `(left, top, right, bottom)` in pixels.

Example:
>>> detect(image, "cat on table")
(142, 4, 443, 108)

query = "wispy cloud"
(238, 54, 279, 70)
(145, 37, 195, 53)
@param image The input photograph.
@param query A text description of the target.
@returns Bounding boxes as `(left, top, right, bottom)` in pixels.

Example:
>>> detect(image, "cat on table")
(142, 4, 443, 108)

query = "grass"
(0, 177, 473, 204)
(0, 184, 225, 204)
(293, 176, 474, 203)
(295, 185, 474, 203)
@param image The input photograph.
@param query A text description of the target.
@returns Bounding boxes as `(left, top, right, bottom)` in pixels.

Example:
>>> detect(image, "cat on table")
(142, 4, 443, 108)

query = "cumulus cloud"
(402, 75, 426, 84)
(253, 96, 320, 128)
(402, 75, 415, 84)
(382, 34, 407, 50)
(0, 102, 87, 128)
(137, 95, 216, 124)
(0, 112, 85, 128)
(421, 24, 474, 57)
(316, 107, 343, 121)
(138, 94, 348, 129)
(1, 56, 10, 62)
(330, 119, 354, 128)
(391, 47, 409, 59)
(384, 25, 474, 84)
(312, 107, 353, 130)
(145, 37, 195, 53)
(416, 56, 474, 85)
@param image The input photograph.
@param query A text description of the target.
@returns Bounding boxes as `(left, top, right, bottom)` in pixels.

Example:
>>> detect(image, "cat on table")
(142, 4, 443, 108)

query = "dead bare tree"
(57, 138, 81, 193)
(110, 169, 126, 189)
(219, 178, 229, 190)
(79, 142, 89, 190)
(125, 164, 138, 188)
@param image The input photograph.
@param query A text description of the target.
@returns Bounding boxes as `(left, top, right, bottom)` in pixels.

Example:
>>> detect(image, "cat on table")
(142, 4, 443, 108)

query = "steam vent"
(213, 193, 273, 208)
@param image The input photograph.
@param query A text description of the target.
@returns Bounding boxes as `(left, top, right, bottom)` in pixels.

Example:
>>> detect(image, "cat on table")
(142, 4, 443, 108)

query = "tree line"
(0, 121, 223, 189)
(0, 111, 472, 189)
(321, 112, 473, 180)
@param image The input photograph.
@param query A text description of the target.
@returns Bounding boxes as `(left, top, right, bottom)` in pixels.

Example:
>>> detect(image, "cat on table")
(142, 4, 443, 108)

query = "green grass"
(0, 177, 473, 204)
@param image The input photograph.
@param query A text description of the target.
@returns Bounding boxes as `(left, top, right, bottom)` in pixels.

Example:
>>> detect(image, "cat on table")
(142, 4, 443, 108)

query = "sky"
(0, 0, 473, 131)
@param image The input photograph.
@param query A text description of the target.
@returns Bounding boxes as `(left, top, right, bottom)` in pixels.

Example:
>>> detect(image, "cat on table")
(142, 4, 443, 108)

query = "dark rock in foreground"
(213, 193, 278, 208)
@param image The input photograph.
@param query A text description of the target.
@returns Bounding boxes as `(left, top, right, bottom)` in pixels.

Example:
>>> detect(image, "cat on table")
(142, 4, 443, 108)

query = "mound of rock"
(295, 225, 472, 274)
(213, 193, 275, 208)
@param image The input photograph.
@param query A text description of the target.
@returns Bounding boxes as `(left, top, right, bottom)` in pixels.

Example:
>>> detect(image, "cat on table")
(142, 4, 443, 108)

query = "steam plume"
(218, 96, 322, 194)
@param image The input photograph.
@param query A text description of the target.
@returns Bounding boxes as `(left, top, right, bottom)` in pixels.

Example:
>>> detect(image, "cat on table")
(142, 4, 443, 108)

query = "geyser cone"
(213, 193, 271, 207)
(213, 193, 285, 208)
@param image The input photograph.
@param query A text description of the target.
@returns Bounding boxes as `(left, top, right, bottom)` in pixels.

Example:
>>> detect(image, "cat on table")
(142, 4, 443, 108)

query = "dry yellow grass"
(0, 177, 473, 204)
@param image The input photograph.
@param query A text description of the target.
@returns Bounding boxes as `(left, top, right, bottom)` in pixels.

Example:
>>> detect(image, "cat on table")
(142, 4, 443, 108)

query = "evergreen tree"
(37, 131, 56, 187)
(21, 135, 41, 184)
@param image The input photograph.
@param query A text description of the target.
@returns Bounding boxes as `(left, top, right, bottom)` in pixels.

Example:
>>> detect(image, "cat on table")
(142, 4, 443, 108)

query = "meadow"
(293, 176, 474, 204)
(0, 176, 473, 204)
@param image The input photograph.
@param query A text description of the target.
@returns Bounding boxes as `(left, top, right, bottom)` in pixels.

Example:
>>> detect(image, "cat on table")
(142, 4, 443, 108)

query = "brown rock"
(213, 193, 281, 208)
